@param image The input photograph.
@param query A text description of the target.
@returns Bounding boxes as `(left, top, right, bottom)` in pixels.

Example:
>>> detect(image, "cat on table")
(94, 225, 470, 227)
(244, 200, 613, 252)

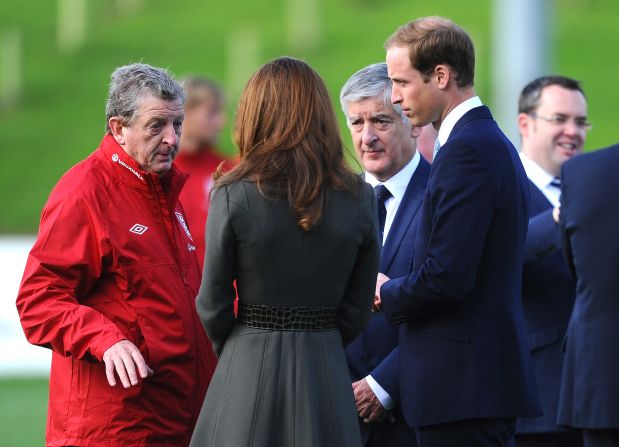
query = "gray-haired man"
(16, 63, 211, 446)
(341, 62, 431, 447)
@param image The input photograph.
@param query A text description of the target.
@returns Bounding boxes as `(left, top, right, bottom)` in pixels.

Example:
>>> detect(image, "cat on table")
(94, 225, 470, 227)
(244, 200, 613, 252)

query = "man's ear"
(108, 117, 126, 145)
(434, 64, 450, 90)
(517, 112, 531, 139)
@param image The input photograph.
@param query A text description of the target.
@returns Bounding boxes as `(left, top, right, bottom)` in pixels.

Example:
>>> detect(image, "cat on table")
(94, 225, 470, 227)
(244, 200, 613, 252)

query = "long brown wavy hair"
(216, 56, 359, 231)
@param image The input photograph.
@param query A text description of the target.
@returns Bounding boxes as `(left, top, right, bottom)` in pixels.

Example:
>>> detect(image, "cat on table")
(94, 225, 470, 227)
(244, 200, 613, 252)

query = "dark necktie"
(374, 184, 392, 244)
(550, 177, 561, 189)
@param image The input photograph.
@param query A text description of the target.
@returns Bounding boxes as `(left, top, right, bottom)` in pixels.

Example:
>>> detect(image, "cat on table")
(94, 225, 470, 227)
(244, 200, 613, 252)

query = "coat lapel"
(380, 158, 430, 272)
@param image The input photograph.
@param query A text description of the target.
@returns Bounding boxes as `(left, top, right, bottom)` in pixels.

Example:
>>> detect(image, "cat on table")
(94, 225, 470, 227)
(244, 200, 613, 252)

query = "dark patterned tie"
(374, 184, 392, 244)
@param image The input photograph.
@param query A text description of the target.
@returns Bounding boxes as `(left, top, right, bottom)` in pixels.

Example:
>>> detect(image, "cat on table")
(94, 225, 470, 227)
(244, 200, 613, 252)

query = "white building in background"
(0, 236, 50, 377)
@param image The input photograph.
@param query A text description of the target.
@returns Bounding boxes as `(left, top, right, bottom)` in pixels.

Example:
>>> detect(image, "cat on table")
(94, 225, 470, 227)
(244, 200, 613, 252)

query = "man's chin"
(152, 162, 173, 176)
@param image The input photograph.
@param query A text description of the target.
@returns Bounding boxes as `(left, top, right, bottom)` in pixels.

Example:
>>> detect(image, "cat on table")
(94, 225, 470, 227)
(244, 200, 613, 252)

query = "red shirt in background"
(174, 148, 237, 268)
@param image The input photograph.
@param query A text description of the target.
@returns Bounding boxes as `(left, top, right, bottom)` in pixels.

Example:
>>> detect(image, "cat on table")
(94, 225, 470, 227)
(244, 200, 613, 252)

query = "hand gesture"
(352, 378, 395, 423)
(102, 339, 153, 388)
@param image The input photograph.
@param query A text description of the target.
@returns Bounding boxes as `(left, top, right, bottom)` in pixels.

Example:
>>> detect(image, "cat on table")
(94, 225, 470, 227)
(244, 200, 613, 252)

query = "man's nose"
(361, 124, 377, 146)
(391, 86, 402, 104)
(163, 124, 179, 147)
(562, 119, 581, 137)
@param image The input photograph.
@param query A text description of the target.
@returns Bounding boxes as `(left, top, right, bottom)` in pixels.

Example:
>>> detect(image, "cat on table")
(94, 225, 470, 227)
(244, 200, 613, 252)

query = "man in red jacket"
(16, 63, 212, 447)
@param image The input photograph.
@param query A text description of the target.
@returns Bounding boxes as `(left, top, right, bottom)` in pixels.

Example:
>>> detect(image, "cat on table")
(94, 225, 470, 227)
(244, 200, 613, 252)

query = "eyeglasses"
(530, 113, 592, 132)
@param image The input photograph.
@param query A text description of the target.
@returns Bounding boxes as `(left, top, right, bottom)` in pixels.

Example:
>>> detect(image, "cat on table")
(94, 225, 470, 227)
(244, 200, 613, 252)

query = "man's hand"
(552, 205, 561, 224)
(353, 378, 390, 423)
(102, 340, 153, 388)
(373, 273, 390, 312)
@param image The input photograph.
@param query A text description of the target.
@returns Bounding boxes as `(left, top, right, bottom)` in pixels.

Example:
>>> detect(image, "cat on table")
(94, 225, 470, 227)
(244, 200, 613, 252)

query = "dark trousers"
(515, 431, 583, 447)
(414, 418, 516, 447)
(583, 429, 619, 447)
(362, 408, 418, 447)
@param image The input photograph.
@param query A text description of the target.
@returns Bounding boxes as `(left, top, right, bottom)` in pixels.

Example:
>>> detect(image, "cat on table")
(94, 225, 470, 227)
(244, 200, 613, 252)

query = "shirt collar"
(437, 96, 483, 145)
(519, 153, 556, 190)
(364, 151, 420, 202)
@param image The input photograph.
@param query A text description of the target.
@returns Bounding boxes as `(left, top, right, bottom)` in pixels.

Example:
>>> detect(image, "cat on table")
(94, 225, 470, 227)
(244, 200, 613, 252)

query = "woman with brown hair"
(190, 56, 379, 446)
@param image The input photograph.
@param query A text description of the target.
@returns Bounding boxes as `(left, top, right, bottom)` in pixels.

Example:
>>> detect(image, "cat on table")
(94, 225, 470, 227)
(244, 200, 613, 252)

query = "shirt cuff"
(366, 374, 395, 410)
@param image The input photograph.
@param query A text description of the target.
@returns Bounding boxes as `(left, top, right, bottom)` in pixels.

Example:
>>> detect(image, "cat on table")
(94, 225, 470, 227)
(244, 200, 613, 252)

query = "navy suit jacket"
(381, 106, 541, 428)
(558, 144, 619, 429)
(346, 158, 430, 445)
(516, 180, 576, 435)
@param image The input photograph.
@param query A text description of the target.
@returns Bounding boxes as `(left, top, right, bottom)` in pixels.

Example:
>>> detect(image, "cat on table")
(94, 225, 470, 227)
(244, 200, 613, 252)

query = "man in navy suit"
(515, 76, 589, 447)
(340, 62, 431, 447)
(375, 16, 541, 446)
(558, 143, 619, 447)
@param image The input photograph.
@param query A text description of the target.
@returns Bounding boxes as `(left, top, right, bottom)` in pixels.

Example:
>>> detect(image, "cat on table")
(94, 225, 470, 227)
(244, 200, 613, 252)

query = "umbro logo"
(129, 224, 149, 235)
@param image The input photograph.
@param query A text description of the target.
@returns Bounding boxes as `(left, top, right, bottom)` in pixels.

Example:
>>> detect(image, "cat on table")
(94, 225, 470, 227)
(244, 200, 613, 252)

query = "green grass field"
(0, 378, 48, 446)
(1, 0, 618, 233)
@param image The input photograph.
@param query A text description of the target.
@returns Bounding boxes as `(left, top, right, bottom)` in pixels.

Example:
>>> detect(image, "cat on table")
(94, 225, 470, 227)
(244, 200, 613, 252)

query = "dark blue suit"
(380, 106, 541, 444)
(346, 158, 430, 446)
(558, 144, 619, 433)
(516, 178, 581, 444)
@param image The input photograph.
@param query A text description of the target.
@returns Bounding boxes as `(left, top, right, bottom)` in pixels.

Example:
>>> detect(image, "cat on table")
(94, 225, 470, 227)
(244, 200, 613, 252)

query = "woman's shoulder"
(328, 178, 375, 214)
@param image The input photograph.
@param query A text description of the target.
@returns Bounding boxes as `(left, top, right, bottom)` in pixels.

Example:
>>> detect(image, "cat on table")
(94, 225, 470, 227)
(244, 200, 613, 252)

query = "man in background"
(558, 142, 619, 447)
(175, 76, 232, 265)
(516, 75, 589, 447)
(341, 62, 430, 447)
(16, 63, 211, 447)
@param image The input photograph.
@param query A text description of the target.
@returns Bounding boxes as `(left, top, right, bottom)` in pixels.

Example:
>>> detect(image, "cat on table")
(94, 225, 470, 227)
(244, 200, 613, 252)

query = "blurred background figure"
(516, 75, 588, 447)
(175, 76, 233, 266)
(558, 142, 619, 447)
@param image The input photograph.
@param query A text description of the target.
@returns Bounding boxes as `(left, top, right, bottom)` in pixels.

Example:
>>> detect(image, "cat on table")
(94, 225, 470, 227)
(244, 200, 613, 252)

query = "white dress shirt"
(365, 152, 421, 245)
(436, 96, 483, 146)
(362, 151, 421, 409)
(519, 154, 561, 207)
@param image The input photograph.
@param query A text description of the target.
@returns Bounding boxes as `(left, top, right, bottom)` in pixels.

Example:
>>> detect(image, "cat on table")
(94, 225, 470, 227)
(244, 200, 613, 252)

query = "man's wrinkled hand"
(102, 339, 153, 388)
(352, 378, 392, 423)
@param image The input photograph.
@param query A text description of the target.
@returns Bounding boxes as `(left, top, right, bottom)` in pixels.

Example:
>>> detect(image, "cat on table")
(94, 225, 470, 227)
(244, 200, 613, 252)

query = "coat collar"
(449, 105, 493, 139)
(96, 134, 188, 207)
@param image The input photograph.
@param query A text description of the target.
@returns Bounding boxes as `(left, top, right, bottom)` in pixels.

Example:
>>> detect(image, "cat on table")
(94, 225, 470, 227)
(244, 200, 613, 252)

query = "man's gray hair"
(339, 62, 407, 123)
(105, 63, 184, 133)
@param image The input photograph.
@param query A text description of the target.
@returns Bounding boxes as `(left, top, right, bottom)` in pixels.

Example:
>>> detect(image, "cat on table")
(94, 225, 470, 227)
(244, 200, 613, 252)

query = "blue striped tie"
(433, 138, 441, 161)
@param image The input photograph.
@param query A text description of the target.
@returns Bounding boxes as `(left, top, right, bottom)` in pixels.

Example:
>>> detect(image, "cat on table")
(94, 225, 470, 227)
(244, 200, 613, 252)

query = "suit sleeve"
(524, 208, 561, 265)
(196, 185, 237, 356)
(16, 194, 125, 361)
(559, 166, 577, 278)
(337, 185, 380, 346)
(370, 346, 400, 403)
(381, 142, 494, 322)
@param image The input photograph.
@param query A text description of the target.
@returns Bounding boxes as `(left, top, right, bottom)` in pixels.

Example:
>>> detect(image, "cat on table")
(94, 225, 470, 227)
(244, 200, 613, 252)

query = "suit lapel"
(528, 180, 552, 216)
(380, 158, 430, 272)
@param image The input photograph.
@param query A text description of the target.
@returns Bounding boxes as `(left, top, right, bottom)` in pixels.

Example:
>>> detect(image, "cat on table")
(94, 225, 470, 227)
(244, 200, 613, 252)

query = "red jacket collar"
(97, 134, 189, 206)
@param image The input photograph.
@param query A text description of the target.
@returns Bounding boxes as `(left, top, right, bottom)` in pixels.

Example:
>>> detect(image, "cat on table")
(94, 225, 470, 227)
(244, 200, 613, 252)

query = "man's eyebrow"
(371, 113, 394, 120)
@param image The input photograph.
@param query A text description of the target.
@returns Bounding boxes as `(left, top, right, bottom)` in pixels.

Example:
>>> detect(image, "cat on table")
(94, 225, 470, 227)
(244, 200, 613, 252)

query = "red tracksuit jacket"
(16, 134, 216, 446)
